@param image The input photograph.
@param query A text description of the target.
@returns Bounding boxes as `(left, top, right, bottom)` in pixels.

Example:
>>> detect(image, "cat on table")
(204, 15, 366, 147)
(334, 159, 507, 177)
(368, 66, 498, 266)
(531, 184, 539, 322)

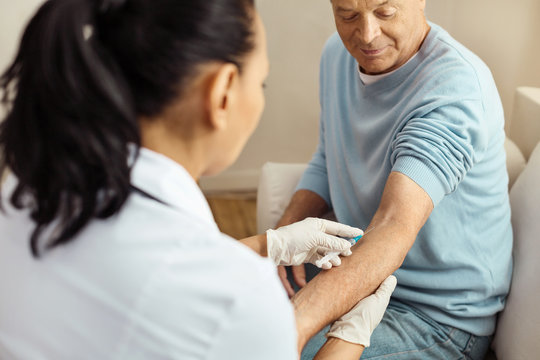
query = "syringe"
(315, 234, 363, 268)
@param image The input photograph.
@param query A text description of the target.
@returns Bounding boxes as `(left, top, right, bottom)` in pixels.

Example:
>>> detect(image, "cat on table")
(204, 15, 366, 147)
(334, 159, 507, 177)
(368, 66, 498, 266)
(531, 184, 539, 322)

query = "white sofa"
(257, 87, 540, 360)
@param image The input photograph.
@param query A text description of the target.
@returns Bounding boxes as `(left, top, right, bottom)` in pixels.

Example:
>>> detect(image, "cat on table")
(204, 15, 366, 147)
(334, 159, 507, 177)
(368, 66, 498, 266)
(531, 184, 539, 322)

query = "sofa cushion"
(256, 162, 307, 233)
(504, 137, 526, 189)
(508, 87, 540, 160)
(493, 142, 540, 359)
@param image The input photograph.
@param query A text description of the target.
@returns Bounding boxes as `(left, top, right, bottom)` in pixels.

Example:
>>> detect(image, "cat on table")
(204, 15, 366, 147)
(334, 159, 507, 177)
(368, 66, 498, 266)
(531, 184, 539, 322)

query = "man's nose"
(356, 16, 381, 45)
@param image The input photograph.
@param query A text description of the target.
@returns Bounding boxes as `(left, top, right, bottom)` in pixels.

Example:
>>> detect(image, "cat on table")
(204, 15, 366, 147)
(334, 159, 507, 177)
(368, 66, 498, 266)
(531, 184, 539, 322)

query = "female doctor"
(0, 0, 395, 359)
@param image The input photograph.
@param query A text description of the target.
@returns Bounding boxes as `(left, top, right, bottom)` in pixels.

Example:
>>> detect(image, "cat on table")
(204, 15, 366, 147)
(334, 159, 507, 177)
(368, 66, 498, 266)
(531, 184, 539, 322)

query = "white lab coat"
(0, 148, 297, 360)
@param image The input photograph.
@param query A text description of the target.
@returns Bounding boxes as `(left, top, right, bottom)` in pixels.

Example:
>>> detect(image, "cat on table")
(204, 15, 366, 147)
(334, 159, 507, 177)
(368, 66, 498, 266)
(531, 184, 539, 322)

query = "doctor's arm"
(275, 189, 332, 295)
(239, 217, 363, 268)
(293, 171, 433, 351)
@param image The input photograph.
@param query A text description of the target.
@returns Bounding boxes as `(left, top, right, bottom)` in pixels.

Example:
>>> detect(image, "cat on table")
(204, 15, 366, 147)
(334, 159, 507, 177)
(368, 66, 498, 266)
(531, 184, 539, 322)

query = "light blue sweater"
(297, 23, 512, 336)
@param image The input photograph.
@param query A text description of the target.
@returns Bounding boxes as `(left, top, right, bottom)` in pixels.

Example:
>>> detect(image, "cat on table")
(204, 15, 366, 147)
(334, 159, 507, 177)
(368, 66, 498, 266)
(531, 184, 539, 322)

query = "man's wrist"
(294, 291, 322, 351)
(296, 317, 310, 354)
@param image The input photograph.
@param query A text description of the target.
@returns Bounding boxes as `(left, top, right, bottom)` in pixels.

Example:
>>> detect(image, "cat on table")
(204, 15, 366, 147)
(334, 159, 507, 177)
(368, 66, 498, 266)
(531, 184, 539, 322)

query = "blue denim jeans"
(290, 266, 492, 360)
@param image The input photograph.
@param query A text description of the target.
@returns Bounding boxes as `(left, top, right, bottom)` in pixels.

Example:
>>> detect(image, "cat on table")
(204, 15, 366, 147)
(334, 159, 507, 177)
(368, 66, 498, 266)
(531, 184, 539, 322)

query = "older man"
(278, 0, 513, 359)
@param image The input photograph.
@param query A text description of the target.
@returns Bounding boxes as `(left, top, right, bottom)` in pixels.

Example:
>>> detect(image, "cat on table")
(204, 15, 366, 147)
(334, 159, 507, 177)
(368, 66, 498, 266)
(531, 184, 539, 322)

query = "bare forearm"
(293, 220, 413, 349)
(314, 338, 364, 360)
(276, 189, 329, 227)
(293, 172, 433, 349)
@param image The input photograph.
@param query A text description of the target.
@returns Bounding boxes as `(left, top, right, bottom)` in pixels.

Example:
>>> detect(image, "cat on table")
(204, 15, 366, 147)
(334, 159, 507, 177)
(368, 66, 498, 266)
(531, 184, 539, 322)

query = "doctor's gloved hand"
(326, 275, 397, 348)
(266, 217, 363, 269)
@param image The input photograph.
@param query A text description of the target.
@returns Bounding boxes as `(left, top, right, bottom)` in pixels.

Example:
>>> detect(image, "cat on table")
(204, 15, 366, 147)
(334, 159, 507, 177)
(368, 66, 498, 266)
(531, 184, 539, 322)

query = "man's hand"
(278, 264, 306, 297)
(267, 217, 362, 268)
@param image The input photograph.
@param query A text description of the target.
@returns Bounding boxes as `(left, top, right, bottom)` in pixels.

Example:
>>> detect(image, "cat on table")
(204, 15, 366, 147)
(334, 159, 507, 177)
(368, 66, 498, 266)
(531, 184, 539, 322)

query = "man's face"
(331, 0, 429, 75)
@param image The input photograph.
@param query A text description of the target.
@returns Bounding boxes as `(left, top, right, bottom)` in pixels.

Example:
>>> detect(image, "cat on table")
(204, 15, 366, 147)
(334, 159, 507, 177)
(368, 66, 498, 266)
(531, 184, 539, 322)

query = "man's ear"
(206, 63, 239, 131)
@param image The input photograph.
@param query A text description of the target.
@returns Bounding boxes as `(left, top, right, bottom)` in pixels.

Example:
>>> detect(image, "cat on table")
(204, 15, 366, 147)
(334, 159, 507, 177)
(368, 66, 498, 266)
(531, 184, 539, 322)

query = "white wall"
(0, 1, 44, 71)
(1, 1, 539, 191)
(200, 0, 337, 191)
(202, 0, 540, 191)
(426, 0, 540, 131)
(0, 0, 45, 120)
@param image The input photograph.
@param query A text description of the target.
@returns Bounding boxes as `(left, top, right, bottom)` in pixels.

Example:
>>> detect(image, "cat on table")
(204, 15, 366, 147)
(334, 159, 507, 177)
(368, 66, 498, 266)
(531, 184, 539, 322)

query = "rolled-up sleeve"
(391, 99, 488, 206)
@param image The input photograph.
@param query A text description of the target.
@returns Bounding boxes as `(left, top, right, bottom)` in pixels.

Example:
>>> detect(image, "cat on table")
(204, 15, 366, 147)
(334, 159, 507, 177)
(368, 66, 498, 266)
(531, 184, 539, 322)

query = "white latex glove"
(326, 275, 397, 347)
(266, 217, 363, 269)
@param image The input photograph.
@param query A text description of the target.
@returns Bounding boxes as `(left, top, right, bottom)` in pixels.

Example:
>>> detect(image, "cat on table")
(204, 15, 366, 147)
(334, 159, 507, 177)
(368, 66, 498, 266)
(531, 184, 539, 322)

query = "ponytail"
(0, 0, 139, 257)
(0, 0, 256, 257)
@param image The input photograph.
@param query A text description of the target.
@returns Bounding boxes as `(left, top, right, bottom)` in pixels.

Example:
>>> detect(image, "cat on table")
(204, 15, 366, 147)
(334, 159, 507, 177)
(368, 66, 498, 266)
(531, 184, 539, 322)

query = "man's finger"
(277, 266, 295, 297)
(292, 264, 307, 288)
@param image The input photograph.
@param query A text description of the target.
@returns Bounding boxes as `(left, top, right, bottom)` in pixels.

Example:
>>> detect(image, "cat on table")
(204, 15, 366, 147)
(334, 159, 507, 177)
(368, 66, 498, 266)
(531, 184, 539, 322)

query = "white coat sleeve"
(206, 265, 298, 360)
(114, 240, 298, 360)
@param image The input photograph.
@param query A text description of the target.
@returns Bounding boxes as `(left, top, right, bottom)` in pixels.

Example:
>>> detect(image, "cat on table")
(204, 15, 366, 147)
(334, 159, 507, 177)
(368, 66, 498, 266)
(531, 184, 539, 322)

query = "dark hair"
(0, 0, 255, 257)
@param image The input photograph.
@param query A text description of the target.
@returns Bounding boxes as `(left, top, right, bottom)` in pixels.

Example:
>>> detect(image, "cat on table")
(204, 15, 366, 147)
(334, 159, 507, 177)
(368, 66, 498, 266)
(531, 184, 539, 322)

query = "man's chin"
(357, 57, 396, 75)
(359, 64, 394, 76)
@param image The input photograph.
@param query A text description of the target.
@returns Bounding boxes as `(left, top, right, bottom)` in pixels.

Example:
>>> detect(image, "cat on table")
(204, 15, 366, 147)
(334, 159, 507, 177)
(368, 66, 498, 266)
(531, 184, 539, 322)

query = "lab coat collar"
(129, 146, 217, 228)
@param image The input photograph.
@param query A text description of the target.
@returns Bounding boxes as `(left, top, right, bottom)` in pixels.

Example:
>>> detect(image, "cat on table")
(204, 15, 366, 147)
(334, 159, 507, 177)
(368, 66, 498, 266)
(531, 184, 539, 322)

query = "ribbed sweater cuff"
(392, 156, 447, 206)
